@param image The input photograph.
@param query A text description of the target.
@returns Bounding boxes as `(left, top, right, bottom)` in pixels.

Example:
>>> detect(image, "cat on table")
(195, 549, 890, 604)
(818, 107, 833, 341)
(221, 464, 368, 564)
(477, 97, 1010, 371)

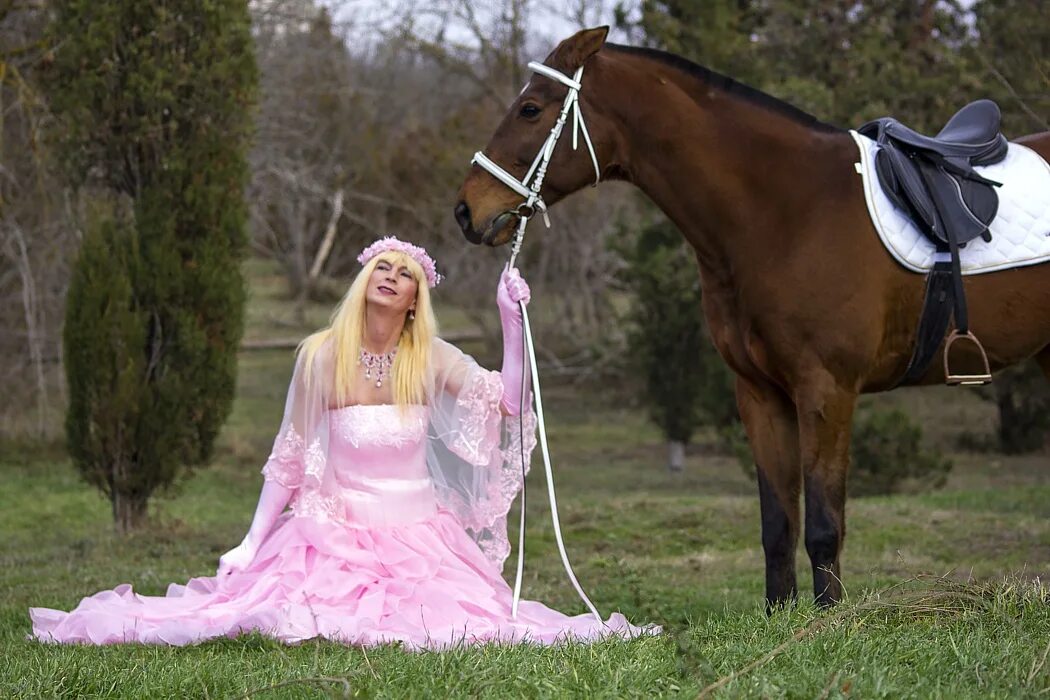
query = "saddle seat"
(871, 100, 1008, 163)
(858, 99, 1009, 248)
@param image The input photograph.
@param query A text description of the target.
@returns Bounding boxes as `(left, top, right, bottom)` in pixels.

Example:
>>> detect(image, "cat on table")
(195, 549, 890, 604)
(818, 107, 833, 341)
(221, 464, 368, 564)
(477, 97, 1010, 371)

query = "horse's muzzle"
(455, 200, 517, 247)
(454, 201, 483, 244)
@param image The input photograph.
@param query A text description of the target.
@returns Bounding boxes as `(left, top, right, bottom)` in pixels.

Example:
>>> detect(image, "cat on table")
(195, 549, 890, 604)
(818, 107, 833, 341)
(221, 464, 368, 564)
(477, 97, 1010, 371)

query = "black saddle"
(858, 99, 1008, 248)
(858, 99, 1011, 388)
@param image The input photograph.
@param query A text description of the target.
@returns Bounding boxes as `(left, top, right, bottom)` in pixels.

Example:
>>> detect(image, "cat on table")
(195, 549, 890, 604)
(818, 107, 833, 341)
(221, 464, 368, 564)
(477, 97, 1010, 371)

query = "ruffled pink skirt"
(30, 511, 652, 648)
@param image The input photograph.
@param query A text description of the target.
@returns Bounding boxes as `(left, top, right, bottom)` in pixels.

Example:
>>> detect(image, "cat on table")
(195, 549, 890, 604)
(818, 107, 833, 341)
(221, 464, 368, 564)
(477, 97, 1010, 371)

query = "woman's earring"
(408, 309, 415, 321)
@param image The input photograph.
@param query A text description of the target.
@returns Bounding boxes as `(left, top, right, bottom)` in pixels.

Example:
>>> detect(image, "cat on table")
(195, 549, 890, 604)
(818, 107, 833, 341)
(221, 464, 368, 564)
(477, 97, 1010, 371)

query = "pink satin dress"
(30, 404, 648, 647)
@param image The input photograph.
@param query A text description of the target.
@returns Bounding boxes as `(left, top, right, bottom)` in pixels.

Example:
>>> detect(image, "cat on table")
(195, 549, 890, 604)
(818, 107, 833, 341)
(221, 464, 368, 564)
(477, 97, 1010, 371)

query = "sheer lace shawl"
(260, 343, 333, 492)
(259, 337, 536, 570)
(425, 339, 537, 569)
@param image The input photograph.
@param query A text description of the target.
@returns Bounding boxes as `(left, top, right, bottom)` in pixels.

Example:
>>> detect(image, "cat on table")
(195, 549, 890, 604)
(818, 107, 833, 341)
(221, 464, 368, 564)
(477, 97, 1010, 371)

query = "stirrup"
(943, 330, 992, 386)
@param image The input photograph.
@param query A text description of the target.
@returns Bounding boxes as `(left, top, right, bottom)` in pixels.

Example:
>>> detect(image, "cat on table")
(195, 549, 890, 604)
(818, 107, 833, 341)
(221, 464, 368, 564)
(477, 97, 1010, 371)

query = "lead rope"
(475, 60, 603, 624)
(510, 301, 527, 617)
(516, 294, 603, 623)
(510, 250, 602, 624)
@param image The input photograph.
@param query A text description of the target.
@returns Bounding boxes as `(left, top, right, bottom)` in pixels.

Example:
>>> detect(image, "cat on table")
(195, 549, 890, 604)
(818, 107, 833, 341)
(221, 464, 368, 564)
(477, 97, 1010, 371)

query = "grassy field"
(2, 260, 1049, 698)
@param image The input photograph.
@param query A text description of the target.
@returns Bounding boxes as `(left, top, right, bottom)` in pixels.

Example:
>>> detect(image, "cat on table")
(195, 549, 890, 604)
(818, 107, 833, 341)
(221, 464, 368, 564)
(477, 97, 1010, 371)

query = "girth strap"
(896, 260, 955, 387)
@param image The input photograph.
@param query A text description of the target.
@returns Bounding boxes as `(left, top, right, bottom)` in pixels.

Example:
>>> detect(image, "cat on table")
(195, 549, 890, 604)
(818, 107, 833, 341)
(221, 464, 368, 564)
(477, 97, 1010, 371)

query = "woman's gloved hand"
(217, 539, 259, 577)
(216, 479, 292, 576)
(497, 266, 532, 416)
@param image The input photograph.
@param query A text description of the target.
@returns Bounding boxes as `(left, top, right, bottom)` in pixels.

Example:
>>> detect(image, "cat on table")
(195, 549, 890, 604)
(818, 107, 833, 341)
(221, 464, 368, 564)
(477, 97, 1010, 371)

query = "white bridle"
(471, 61, 601, 266)
(471, 60, 606, 626)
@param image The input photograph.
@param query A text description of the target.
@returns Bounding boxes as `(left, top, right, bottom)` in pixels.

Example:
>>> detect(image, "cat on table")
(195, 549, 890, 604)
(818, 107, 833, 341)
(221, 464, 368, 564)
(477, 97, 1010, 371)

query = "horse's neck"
(599, 52, 851, 276)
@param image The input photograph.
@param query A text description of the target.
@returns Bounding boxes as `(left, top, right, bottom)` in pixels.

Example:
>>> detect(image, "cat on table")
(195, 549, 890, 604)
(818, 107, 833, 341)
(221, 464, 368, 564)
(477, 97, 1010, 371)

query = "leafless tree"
(1, 2, 77, 438)
(247, 0, 641, 363)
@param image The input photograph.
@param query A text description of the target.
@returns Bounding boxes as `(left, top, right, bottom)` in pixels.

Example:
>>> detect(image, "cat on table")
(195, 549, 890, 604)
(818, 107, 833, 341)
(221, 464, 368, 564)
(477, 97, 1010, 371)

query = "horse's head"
(454, 26, 612, 246)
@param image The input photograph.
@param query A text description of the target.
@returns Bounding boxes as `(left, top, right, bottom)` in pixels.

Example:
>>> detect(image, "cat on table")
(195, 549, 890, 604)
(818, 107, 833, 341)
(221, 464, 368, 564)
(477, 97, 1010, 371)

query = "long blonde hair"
(298, 250, 438, 407)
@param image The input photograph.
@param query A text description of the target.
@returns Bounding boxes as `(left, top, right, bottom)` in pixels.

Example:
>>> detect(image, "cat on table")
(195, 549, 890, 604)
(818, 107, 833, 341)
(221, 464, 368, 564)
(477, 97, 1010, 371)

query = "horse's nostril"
(454, 201, 472, 233)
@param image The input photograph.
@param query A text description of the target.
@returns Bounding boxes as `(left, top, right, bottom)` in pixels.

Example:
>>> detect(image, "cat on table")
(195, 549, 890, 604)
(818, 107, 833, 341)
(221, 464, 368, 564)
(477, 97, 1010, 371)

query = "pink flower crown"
(356, 236, 443, 288)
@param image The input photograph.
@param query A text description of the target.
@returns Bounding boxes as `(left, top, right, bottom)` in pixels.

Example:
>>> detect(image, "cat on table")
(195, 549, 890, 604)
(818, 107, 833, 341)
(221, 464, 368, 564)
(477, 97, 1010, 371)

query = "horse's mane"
(604, 43, 842, 134)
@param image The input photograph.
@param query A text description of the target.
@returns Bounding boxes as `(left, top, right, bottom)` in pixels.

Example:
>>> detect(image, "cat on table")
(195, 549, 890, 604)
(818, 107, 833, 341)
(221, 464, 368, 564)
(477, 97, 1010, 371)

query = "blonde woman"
(31, 237, 650, 648)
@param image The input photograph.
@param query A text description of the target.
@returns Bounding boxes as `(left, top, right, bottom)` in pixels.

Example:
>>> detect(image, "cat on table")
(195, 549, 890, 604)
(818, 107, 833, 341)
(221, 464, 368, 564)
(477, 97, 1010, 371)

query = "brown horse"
(454, 27, 1050, 609)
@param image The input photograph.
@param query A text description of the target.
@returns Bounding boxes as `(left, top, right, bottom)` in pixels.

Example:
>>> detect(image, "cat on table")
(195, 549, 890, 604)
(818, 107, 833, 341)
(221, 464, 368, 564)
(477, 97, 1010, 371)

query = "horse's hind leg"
(736, 376, 801, 611)
(795, 370, 858, 607)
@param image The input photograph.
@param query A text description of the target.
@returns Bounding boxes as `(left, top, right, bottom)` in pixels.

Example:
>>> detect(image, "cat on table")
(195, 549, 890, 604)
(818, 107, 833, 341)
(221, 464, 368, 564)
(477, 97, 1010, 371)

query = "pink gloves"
(497, 266, 532, 416)
(217, 480, 293, 576)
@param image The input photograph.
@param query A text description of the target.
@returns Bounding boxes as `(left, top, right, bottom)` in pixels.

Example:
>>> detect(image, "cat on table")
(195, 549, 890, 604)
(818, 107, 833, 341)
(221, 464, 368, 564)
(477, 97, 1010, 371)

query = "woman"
(31, 237, 652, 648)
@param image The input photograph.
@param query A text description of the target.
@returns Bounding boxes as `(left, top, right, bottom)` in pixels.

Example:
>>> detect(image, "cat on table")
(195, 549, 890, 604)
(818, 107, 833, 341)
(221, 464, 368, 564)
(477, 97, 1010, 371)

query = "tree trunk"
(112, 492, 148, 534)
(668, 440, 685, 473)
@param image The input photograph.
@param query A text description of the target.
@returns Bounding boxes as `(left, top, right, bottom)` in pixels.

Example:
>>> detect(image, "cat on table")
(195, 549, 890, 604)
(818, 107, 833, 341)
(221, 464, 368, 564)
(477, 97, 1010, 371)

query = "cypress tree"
(620, 220, 738, 471)
(48, 0, 257, 531)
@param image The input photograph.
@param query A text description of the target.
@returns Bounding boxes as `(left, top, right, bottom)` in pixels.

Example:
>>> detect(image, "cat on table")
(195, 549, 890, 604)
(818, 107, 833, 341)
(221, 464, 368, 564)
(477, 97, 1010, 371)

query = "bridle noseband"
(470, 61, 601, 265)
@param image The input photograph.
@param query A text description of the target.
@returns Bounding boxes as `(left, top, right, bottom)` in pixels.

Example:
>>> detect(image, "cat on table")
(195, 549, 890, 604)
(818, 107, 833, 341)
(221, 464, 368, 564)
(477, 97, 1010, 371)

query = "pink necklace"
(358, 347, 397, 388)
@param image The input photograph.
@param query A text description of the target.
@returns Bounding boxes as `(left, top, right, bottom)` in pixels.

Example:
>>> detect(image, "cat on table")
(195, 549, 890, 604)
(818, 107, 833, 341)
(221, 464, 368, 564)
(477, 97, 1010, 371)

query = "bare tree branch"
(977, 52, 1050, 131)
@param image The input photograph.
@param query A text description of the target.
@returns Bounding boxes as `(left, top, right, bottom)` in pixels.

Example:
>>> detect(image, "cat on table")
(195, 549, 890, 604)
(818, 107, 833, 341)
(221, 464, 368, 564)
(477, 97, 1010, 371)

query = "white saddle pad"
(850, 130, 1050, 275)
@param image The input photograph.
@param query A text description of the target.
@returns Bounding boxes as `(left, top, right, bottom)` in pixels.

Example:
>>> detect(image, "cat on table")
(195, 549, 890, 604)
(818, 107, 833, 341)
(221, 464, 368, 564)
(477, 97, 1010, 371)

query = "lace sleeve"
(449, 368, 505, 466)
(261, 425, 306, 488)
(430, 338, 505, 466)
(426, 337, 538, 569)
(258, 342, 331, 490)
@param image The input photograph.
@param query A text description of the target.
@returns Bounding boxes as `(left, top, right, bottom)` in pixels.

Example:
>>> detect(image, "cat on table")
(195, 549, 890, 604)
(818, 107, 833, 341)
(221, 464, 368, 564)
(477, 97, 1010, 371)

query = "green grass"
(2, 259, 1049, 698)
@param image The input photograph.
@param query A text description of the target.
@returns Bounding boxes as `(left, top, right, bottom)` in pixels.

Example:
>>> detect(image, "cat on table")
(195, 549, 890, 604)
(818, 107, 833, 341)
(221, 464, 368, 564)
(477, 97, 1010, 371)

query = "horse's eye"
(519, 103, 541, 119)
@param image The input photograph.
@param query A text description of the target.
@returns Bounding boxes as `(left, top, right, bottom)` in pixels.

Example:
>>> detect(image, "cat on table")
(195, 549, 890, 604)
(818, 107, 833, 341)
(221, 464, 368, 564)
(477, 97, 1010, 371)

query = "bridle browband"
(470, 61, 601, 265)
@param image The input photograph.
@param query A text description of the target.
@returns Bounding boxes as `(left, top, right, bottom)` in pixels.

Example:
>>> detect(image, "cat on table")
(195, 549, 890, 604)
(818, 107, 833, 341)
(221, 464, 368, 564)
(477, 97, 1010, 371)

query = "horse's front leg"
(736, 376, 801, 611)
(795, 371, 857, 606)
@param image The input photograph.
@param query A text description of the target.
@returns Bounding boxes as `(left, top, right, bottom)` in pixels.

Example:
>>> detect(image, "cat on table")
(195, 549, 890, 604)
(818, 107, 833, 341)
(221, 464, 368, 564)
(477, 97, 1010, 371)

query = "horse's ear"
(553, 26, 609, 71)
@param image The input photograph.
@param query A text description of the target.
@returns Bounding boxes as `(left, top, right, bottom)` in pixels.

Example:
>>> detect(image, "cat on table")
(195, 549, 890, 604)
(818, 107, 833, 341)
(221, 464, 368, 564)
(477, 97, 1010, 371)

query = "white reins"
(471, 60, 604, 624)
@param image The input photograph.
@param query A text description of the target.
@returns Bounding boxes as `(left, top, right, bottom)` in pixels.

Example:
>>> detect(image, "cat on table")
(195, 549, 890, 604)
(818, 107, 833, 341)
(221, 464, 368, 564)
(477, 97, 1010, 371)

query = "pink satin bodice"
(292, 405, 438, 529)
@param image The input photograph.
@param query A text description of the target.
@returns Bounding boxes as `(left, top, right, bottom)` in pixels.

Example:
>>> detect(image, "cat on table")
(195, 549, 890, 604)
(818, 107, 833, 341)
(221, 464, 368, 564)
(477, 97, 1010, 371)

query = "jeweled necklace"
(358, 347, 397, 388)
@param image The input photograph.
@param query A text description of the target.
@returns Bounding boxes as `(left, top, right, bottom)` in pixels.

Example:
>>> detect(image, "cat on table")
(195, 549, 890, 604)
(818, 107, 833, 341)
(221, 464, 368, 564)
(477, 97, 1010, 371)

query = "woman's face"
(365, 257, 419, 318)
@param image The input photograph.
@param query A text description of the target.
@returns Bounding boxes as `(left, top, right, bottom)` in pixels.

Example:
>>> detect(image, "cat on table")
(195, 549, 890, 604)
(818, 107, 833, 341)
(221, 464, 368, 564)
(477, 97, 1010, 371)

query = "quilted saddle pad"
(850, 130, 1050, 275)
